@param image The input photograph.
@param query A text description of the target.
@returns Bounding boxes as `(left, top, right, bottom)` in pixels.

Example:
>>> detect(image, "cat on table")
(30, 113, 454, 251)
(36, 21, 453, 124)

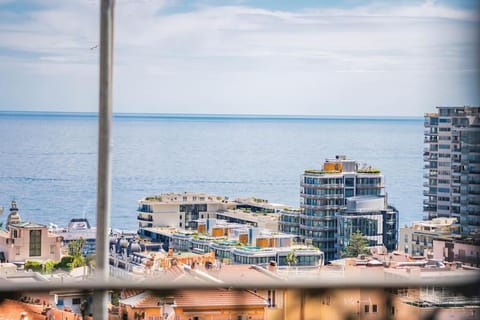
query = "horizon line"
(0, 110, 423, 121)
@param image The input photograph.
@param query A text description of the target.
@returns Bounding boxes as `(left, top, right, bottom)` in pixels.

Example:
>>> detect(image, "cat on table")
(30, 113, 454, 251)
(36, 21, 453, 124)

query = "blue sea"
(0, 112, 424, 229)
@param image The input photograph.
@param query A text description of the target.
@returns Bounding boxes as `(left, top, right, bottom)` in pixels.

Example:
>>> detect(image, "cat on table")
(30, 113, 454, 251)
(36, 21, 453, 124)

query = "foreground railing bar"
(95, 0, 115, 319)
(0, 277, 478, 292)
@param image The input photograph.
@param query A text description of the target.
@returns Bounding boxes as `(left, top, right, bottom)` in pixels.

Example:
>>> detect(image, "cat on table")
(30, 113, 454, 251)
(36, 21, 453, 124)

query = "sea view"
(0, 112, 423, 230)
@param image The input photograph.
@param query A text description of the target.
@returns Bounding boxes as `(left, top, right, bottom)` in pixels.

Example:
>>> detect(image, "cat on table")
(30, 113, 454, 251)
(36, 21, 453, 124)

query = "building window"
(29, 230, 42, 257)
(13, 230, 18, 238)
(391, 306, 395, 315)
(372, 304, 377, 312)
(364, 305, 369, 313)
(72, 298, 81, 305)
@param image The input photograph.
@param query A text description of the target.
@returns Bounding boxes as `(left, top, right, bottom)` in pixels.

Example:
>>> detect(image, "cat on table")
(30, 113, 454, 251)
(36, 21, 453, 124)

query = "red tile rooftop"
(202, 264, 281, 284)
(121, 289, 267, 309)
(0, 299, 85, 320)
(174, 289, 267, 308)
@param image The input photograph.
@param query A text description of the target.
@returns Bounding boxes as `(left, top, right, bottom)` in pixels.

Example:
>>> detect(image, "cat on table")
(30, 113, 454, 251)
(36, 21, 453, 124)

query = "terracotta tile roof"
(205, 264, 281, 284)
(120, 289, 267, 309)
(0, 299, 84, 320)
(174, 289, 268, 308)
(121, 289, 145, 300)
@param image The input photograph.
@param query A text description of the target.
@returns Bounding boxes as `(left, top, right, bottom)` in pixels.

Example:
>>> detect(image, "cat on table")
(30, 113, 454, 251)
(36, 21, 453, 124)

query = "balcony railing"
(137, 214, 153, 222)
(300, 192, 343, 199)
(300, 182, 344, 188)
(301, 203, 343, 210)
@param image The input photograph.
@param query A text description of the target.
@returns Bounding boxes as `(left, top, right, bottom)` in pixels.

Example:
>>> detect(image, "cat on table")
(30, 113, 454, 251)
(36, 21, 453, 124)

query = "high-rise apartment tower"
(423, 106, 480, 235)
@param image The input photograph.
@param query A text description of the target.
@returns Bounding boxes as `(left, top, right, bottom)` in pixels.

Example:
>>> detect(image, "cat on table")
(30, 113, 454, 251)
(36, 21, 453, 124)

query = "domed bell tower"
(6, 200, 21, 230)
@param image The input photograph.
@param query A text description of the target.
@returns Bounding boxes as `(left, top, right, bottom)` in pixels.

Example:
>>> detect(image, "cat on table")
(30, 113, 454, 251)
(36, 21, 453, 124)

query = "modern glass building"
(336, 196, 399, 257)
(299, 155, 385, 261)
(424, 106, 480, 235)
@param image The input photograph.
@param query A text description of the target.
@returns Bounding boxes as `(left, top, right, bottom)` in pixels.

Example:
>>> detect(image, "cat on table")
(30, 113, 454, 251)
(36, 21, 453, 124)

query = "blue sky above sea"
(0, 0, 478, 116)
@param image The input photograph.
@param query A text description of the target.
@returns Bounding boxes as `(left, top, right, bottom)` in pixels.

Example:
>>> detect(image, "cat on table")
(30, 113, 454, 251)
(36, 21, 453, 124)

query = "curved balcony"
(279, 220, 299, 226)
(301, 203, 343, 210)
(300, 224, 336, 232)
(423, 190, 437, 196)
(300, 213, 336, 221)
(355, 183, 384, 189)
(300, 192, 343, 199)
(423, 199, 437, 206)
(137, 214, 153, 222)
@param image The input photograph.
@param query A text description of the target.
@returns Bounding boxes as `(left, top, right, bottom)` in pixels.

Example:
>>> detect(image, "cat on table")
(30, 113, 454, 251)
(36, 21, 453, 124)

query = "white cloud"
(0, 0, 478, 115)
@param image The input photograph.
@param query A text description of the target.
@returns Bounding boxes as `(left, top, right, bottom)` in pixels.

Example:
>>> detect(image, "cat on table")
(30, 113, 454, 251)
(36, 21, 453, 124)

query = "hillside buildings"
(423, 106, 480, 235)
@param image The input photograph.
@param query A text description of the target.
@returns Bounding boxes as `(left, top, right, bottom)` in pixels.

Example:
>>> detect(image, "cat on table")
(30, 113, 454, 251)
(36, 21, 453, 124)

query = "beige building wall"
(0, 224, 61, 263)
(273, 289, 389, 320)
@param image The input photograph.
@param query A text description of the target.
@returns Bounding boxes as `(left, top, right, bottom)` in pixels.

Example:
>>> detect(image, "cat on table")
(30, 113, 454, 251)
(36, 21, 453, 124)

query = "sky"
(0, 0, 478, 116)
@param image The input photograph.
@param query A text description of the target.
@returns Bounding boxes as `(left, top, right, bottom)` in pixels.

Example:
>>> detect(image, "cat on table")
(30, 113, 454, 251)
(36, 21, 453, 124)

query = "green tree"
(341, 230, 370, 258)
(286, 250, 297, 269)
(56, 255, 75, 271)
(43, 260, 56, 274)
(68, 238, 86, 268)
(111, 290, 120, 306)
(25, 260, 43, 272)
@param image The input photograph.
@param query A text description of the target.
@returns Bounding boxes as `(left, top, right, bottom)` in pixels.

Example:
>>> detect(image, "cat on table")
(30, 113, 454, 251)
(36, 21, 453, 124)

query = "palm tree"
(68, 237, 86, 267)
(286, 250, 297, 271)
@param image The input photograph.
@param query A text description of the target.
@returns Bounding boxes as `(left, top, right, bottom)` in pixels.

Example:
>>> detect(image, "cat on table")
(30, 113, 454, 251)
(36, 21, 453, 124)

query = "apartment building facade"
(299, 155, 385, 261)
(399, 217, 459, 257)
(423, 106, 480, 235)
(136, 192, 233, 229)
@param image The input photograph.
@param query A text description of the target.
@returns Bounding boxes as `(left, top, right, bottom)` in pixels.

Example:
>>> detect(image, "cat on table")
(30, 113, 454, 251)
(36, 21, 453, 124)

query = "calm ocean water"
(0, 113, 423, 229)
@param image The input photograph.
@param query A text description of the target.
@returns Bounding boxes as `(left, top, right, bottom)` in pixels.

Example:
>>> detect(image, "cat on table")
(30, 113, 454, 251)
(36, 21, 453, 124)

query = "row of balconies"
(300, 182, 344, 188)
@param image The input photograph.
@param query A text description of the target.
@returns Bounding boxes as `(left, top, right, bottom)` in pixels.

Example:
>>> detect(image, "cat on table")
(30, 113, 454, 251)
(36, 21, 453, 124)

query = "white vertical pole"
(94, 0, 115, 319)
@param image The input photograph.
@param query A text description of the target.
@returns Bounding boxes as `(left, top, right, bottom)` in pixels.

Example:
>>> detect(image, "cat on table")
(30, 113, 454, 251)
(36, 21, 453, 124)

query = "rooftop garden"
(357, 167, 381, 173)
(304, 169, 341, 174)
(145, 195, 162, 201)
